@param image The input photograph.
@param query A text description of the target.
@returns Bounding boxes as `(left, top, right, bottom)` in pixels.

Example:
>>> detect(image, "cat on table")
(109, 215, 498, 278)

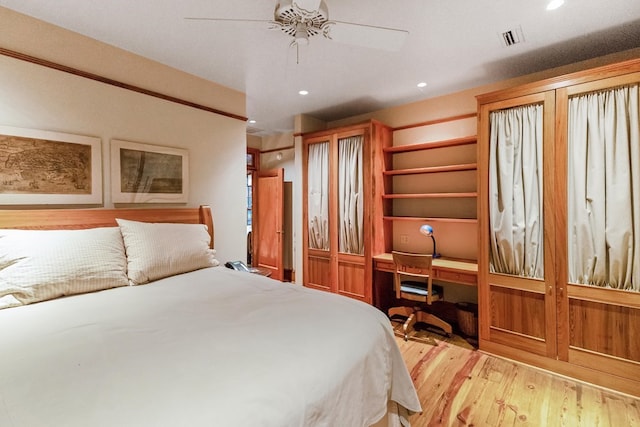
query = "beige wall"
(0, 7, 249, 263)
(259, 132, 295, 180)
(246, 134, 262, 150)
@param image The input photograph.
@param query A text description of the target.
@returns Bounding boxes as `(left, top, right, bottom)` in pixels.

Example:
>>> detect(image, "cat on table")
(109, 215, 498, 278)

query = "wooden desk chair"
(388, 251, 453, 341)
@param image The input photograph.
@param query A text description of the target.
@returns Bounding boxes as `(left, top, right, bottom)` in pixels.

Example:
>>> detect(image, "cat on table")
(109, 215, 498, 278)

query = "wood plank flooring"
(394, 325, 640, 426)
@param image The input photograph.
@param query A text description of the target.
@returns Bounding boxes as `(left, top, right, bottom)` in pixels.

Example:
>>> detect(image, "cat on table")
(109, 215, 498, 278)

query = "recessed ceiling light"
(298, 90, 309, 96)
(546, 0, 564, 10)
(248, 119, 256, 124)
(417, 82, 427, 88)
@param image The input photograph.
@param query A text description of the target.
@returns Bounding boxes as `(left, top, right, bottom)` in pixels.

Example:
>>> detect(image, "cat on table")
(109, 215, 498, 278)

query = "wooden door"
(555, 73, 640, 383)
(478, 91, 557, 358)
(254, 168, 284, 280)
(302, 134, 335, 293)
(335, 128, 369, 302)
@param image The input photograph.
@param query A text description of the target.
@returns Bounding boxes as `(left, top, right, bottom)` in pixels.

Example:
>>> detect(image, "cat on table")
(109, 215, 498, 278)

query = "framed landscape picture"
(0, 126, 102, 205)
(110, 139, 188, 203)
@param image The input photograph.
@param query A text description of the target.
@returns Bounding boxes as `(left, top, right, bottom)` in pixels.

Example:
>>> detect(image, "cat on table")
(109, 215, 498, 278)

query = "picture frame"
(110, 139, 188, 204)
(0, 125, 102, 205)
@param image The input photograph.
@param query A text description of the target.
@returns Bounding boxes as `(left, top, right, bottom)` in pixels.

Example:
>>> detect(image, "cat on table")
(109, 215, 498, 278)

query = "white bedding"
(0, 267, 421, 427)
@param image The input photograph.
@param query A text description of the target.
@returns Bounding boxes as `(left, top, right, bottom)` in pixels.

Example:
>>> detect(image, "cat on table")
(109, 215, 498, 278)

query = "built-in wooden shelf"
(383, 216, 477, 224)
(382, 130, 478, 258)
(384, 135, 477, 154)
(384, 162, 477, 176)
(383, 192, 477, 199)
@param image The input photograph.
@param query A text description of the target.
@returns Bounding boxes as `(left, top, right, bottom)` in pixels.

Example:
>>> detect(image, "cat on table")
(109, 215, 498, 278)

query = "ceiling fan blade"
(326, 21, 408, 51)
(184, 17, 273, 24)
(293, 0, 322, 13)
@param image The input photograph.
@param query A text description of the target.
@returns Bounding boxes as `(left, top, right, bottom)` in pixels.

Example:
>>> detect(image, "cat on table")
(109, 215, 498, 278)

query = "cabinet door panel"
(337, 134, 364, 255)
(306, 141, 330, 251)
(306, 250, 332, 292)
(489, 284, 546, 339)
(337, 257, 366, 302)
(569, 296, 640, 363)
(478, 91, 557, 358)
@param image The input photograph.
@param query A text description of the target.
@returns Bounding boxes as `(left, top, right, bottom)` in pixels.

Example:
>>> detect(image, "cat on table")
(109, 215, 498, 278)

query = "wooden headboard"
(0, 205, 214, 248)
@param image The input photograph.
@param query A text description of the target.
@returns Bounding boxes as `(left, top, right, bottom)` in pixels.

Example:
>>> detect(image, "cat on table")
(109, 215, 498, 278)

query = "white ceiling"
(1, 1, 639, 136)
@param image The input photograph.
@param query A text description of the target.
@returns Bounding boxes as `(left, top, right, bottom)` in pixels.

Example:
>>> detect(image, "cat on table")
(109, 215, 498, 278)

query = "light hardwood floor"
(394, 325, 640, 426)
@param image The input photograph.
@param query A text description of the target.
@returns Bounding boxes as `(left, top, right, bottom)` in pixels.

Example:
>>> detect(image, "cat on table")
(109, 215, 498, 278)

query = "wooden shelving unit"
(376, 116, 479, 305)
(383, 135, 477, 223)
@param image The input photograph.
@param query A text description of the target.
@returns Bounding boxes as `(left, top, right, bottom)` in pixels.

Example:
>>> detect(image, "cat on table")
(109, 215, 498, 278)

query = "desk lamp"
(419, 224, 440, 258)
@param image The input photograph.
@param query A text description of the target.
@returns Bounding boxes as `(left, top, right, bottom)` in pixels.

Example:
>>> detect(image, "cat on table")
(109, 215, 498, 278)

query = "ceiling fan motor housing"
(274, 0, 329, 38)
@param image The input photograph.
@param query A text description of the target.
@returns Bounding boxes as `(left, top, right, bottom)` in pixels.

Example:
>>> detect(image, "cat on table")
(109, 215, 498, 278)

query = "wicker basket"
(456, 302, 478, 337)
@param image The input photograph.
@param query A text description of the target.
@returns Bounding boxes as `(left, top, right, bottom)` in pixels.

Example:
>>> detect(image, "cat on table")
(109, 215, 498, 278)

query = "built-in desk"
(372, 253, 478, 313)
(373, 253, 477, 286)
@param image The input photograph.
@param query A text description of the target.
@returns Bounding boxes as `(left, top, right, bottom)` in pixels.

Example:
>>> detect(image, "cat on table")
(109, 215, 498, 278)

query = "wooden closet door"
(335, 128, 370, 302)
(555, 73, 640, 384)
(478, 91, 557, 358)
(303, 134, 335, 293)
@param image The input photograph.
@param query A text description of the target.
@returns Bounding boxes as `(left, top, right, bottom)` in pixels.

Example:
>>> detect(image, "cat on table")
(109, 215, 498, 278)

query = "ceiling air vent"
(500, 26, 524, 47)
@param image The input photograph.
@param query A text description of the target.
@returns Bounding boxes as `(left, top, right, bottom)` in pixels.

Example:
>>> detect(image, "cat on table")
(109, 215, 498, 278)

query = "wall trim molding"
(392, 112, 477, 131)
(261, 145, 294, 154)
(0, 46, 248, 123)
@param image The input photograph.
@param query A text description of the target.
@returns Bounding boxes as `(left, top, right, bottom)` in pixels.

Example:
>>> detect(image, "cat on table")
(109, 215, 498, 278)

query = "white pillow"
(0, 227, 129, 309)
(116, 218, 218, 285)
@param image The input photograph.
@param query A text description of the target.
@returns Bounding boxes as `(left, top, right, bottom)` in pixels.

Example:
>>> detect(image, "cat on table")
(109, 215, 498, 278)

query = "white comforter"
(0, 267, 421, 427)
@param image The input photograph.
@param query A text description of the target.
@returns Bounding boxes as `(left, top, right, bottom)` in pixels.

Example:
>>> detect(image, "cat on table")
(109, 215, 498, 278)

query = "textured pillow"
(0, 227, 129, 309)
(116, 219, 218, 285)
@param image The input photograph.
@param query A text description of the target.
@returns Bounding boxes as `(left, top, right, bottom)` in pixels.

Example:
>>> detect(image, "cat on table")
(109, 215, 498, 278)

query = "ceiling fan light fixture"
(275, 0, 329, 40)
(294, 23, 310, 46)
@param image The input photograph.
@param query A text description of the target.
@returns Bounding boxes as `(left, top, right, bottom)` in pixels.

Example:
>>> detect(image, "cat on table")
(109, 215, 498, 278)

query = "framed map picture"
(0, 126, 102, 205)
(110, 139, 188, 203)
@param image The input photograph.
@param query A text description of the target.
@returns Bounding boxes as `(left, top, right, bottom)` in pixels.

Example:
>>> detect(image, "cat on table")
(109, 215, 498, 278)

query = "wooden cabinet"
(477, 58, 640, 396)
(302, 120, 392, 303)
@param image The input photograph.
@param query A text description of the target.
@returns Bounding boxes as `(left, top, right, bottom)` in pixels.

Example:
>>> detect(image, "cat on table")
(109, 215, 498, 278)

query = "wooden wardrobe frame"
(301, 120, 392, 304)
(477, 58, 640, 397)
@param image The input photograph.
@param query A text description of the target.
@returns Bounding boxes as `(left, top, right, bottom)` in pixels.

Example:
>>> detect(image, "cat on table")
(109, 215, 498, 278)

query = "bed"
(0, 206, 421, 427)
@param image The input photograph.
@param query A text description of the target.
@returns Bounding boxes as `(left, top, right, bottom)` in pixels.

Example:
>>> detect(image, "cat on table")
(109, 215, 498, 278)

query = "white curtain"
(568, 83, 640, 292)
(307, 142, 329, 250)
(338, 136, 364, 255)
(489, 104, 544, 278)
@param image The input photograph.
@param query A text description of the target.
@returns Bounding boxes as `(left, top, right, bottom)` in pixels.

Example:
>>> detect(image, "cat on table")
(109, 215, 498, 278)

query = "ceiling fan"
(185, 0, 409, 52)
